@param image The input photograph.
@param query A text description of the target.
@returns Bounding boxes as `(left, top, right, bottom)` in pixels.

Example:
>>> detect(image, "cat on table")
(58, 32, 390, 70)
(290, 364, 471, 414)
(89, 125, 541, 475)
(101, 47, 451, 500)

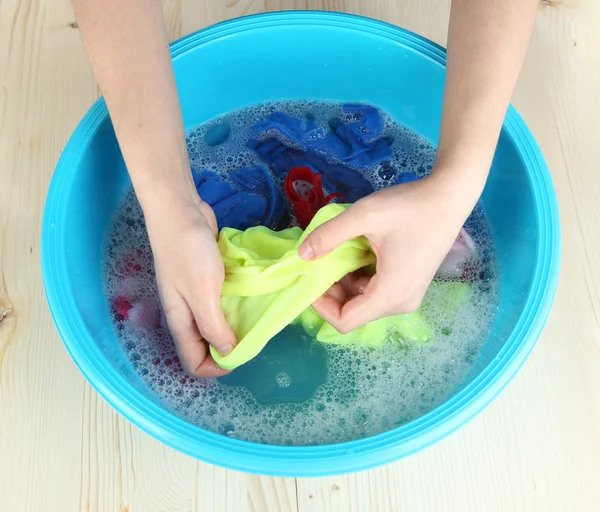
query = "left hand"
(146, 194, 237, 378)
(298, 167, 481, 333)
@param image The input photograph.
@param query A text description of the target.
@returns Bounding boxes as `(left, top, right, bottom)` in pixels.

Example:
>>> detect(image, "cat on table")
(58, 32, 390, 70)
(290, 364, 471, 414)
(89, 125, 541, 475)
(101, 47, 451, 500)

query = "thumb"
(299, 207, 364, 261)
(190, 291, 237, 357)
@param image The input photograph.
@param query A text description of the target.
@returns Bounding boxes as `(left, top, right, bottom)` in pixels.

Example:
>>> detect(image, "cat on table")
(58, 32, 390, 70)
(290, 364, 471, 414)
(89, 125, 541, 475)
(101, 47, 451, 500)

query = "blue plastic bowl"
(42, 12, 561, 477)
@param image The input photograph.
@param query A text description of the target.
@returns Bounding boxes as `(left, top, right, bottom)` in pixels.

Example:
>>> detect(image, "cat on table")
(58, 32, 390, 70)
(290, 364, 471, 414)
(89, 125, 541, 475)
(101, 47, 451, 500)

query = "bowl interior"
(45, 14, 549, 473)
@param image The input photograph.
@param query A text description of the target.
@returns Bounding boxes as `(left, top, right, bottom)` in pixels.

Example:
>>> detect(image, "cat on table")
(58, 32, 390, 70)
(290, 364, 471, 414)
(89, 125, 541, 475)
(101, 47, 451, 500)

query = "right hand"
(144, 194, 237, 378)
(298, 168, 479, 334)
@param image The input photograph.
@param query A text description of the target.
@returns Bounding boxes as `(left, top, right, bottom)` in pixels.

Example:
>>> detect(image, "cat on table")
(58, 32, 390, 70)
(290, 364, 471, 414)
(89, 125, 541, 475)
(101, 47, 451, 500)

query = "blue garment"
(395, 171, 420, 185)
(248, 104, 395, 202)
(193, 104, 421, 232)
(192, 166, 287, 231)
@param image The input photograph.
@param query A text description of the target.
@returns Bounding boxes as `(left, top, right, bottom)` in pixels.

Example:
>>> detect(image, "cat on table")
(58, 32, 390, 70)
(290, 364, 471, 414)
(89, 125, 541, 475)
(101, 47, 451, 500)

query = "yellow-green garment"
(211, 204, 466, 370)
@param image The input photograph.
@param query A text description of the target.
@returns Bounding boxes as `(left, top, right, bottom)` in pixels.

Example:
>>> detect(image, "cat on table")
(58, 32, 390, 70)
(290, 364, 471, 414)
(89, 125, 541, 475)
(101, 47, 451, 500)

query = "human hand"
(298, 169, 481, 333)
(144, 195, 237, 378)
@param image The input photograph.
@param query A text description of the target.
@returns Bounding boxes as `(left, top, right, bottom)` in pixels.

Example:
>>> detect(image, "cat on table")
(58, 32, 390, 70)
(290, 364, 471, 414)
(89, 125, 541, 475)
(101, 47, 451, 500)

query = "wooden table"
(1, 1, 599, 510)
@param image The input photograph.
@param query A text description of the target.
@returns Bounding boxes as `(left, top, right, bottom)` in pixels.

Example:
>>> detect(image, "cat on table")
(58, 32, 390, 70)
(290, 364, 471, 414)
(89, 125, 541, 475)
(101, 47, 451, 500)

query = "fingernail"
(219, 344, 233, 356)
(300, 243, 315, 261)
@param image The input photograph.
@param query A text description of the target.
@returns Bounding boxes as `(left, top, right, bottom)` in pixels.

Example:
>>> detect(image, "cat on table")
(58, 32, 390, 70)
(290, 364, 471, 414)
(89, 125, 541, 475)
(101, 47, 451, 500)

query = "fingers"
(339, 280, 390, 332)
(162, 297, 223, 378)
(193, 352, 231, 379)
(312, 272, 370, 325)
(314, 275, 388, 334)
(322, 281, 347, 303)
(343, 273, 371, 296)
(315, 278, 427, 335)
(313, 266, 428, 335)
(298, 206, 366, 260)
(163, 292, 235, 378)
(188, 290, 237, 357)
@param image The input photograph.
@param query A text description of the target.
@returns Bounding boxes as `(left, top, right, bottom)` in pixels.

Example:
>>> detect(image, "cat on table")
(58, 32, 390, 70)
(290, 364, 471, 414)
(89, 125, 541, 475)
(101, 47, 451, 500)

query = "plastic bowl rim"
(41, 11, 561, 477)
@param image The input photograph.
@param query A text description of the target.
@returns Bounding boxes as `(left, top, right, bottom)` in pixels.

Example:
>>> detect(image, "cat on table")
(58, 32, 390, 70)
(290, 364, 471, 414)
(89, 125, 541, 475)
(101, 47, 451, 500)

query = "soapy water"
(103, 101, 499, 446)
(186, 100, 437, 196)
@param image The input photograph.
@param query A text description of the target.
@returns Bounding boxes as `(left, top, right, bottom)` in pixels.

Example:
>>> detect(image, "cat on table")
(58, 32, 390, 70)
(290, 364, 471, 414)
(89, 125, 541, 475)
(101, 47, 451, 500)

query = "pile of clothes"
(113, 104, 479, 369)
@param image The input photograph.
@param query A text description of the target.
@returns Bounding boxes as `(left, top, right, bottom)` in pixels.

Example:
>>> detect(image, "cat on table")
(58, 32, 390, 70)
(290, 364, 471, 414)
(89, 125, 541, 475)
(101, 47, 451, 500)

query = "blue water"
(102, 100, 499, 446)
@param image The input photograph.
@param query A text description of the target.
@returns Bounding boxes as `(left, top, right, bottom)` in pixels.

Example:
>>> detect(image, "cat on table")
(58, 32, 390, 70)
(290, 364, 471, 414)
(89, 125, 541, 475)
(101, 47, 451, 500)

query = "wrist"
(435, 104, 502, 188)
(137, 175, 203, 230)
(121, 125, 196, 206)
(426, 161, 486, 219)
(128, 146, 196, 205)
(432, 137, 492, 195)
(434, 140, 493, 178)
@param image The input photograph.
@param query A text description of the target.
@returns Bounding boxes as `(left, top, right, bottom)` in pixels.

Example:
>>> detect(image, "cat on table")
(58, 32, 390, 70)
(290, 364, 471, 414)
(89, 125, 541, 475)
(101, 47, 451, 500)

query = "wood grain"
(1, 0, 599, 510)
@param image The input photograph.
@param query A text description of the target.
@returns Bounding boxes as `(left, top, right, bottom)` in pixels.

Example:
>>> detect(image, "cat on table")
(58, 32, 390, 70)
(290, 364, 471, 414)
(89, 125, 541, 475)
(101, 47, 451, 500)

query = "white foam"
(276, 372, 292, 388)
(102, 100, 499, 446)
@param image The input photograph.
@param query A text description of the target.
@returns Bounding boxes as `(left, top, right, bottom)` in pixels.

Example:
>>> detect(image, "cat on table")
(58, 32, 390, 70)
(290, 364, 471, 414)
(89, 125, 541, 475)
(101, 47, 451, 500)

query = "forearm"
(435, 0, 537, 192)
(72, 0, 197, 214)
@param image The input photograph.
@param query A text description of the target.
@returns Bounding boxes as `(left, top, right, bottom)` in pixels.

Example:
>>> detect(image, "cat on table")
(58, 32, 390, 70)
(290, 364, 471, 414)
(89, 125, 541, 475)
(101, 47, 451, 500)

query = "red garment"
(114, 295, 133, 321)
(111, 251, 160, 327)
(284, 167, 344, 229)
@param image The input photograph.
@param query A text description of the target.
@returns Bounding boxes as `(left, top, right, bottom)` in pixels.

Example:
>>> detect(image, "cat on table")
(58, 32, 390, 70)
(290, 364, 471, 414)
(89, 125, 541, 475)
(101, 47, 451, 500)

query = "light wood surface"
(1, 0, 599, 510)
